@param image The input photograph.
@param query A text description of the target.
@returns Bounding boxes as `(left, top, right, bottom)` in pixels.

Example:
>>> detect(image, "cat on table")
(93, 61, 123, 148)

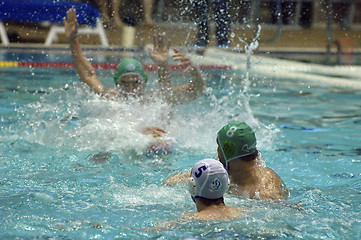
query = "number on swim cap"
(195, 165, 207, 178)
(226, 126, 237, 138)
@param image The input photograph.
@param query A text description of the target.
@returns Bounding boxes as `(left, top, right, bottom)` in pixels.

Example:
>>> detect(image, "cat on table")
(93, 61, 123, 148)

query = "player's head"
(114, 59, 148, 95)
(187, 158, 229, 202)
(217, 121, 257, 168)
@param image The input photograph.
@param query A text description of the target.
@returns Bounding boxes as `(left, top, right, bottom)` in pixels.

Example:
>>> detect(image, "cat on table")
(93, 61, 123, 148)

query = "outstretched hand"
(148, 33, 170, 67)
(172, 49, 196, 72)
(63, 8, 78, 42)
(162, 171, 190, 186)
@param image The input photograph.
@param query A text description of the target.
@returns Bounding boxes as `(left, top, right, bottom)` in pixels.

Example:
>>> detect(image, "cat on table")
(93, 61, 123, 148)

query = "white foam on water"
(10, 37, 292, 157)
(15, 83, 174, 154)
(13, 75, 278, 156)
(194, 48, 361, 89)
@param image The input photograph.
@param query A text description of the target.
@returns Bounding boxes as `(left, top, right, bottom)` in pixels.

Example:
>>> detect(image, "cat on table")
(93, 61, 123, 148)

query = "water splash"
(233, 25, 278, 148)
(12, 82, 173, 154)
(239, 25, 261, 87)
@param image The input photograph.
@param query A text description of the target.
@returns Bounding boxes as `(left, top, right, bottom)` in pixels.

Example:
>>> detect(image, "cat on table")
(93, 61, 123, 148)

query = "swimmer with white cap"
(154, 159, 243, 229)
(185, 158, 243, 220)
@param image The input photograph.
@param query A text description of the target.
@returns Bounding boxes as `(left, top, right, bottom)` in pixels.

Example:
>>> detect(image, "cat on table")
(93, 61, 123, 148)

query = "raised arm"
(148, 34, 206, 105)
(171, 49, 206, 104)
(64, 9, 118, 97)
(163, 171, 190, 186)
(148, 33, 172, 100)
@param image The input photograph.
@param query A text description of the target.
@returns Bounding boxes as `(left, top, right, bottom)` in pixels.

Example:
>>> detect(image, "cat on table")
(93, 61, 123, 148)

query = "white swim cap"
(188, 158, 229, 200)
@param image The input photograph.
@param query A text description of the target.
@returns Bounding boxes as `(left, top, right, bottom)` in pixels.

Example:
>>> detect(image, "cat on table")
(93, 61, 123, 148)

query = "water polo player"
(64, 9, 205, 103)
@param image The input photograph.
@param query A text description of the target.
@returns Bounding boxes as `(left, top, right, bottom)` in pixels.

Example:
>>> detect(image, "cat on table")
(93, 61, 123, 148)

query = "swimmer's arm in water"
(140, 126, 167, 138)
(169, 50, 206, 105)
(148, 213, 198, 231)
(163, 171, 190, 186)
(64, 9, 118, 98)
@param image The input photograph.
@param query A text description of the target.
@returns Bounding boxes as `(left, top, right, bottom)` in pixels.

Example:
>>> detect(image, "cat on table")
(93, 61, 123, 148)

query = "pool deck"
(2, 22, 361, 54)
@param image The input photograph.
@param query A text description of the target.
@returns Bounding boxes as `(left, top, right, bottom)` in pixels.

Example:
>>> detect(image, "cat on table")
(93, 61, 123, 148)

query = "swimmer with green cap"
(64, 9, 205, 103)
(217, 121, 257, 167)
(216, 121, 289, 201)
(64, 9, 205, 154)
(164, 121, 289, 201)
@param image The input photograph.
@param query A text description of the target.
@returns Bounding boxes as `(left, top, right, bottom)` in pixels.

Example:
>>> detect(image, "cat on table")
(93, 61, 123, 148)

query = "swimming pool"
(0, 47, 360, 239)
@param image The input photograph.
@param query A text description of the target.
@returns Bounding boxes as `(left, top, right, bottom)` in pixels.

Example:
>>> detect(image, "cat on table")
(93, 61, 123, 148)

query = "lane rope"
(0, 61, 232, 70)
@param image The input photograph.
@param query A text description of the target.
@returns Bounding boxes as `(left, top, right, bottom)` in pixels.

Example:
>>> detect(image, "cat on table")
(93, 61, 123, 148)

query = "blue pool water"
(0, 48, 360, 239)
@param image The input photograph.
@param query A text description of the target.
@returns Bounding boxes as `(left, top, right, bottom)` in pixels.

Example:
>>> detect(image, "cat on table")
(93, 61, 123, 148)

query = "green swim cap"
(217, 121, 257, 164)
(113, 58, 148, 86)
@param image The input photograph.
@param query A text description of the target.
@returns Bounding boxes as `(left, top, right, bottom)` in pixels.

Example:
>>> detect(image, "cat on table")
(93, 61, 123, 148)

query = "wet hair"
(239, 150, 258, 162)
(196, 197, 225, 206)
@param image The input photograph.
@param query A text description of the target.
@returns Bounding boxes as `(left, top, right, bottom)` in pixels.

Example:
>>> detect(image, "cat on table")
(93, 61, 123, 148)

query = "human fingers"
(173, 55, 188, 62)
(155, 33, 163, 48)
(152, 128, 167, 138)
(183, 65, 191, 72)
(70, 11, 78, 25)
(180, 62, 192, 72)
(172, 51, 184, 56)
(172, 49, 181, 58)
(176, 58, 190, 65)
(63, 17, 68, 27)
(66, 9, 71, 22)
(176, 58, 193, 72)
(166, 39, 171, 50)
(147, 47, 154, 58)
(155, 130, 167, 137)
(67, 9, 76, 23)
(162, 173, 175, 185)
(152, 34, 157, 49)
(153, 127, 167, 134)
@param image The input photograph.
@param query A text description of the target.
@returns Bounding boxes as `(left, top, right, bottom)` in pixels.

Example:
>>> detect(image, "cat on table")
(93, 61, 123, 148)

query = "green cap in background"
(114, 58, 148, 86)
(217, 121, 257, 163)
